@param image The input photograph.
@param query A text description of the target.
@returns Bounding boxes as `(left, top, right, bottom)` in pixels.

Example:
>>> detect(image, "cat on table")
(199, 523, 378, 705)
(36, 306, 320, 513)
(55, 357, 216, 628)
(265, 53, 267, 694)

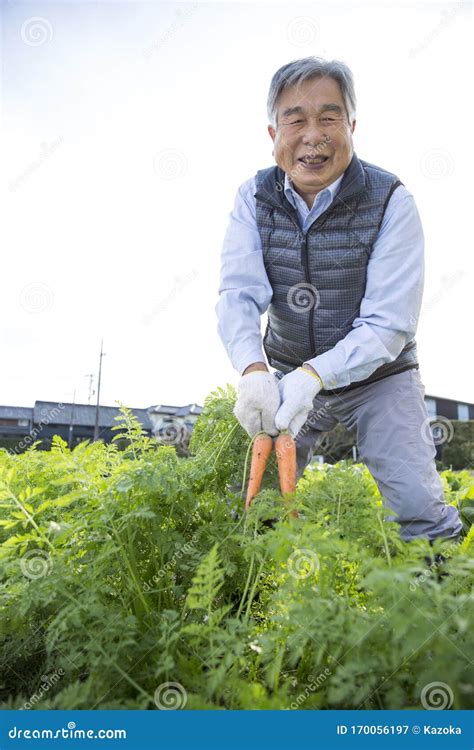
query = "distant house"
(1, 392, 472, 457)
(0, 400, 202, 453)
(424, 394, 474, 422)
(310, 393, 474, 465)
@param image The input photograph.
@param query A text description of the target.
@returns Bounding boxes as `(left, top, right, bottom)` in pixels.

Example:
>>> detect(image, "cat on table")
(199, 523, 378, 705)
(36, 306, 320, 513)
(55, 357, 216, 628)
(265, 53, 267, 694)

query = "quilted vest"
(254, 153, 419, 394)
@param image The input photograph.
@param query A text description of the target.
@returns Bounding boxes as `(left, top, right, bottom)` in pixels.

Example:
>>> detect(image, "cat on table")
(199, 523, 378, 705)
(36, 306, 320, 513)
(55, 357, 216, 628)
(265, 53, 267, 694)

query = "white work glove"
(233, 371, 280, 437)
(275, 367, 323, 438)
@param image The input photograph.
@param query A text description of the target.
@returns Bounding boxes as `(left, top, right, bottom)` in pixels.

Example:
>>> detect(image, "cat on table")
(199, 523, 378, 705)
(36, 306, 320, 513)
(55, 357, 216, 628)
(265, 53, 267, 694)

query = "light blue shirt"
(216, 164, 424, 388)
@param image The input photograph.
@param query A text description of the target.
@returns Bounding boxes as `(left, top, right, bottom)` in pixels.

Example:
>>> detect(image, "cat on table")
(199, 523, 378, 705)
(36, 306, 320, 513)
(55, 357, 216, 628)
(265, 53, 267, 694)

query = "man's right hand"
(233, 365, 280, 437)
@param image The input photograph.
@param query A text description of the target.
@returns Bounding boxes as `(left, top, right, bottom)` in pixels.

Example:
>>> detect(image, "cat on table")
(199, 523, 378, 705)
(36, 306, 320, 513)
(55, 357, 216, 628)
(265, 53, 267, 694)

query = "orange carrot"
(245, 433, 273, 511)
(275, 432, 298, 518)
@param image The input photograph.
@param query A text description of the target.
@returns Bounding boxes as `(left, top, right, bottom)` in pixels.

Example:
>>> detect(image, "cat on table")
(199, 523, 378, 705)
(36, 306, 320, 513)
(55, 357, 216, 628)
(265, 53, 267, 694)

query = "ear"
(350, 119, 356, 134)
(268, 124, 276, 142)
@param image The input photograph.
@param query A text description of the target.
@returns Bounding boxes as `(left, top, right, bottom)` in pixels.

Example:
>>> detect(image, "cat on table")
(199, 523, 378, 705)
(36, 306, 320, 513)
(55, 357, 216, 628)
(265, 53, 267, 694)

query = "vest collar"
(255, 152, 367, 212)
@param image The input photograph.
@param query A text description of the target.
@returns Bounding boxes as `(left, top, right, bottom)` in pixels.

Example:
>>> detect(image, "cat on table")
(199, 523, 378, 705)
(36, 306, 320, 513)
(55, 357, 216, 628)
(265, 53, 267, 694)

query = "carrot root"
(245, 433, 273, 511)
(275, 432, 298, 519)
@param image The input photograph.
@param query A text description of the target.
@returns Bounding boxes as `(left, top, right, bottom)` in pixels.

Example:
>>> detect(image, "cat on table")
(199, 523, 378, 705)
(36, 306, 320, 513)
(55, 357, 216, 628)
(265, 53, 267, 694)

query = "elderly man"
(215, 57, 462, 542)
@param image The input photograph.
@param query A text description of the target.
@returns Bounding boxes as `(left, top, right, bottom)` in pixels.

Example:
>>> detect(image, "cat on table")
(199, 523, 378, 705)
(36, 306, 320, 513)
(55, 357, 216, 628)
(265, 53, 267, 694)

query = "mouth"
(298, 155, 331, 170)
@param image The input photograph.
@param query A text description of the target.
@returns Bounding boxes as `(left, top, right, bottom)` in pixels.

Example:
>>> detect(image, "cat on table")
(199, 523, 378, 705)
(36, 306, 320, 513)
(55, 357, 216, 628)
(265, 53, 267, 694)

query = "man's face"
(268, 76, 356, 198)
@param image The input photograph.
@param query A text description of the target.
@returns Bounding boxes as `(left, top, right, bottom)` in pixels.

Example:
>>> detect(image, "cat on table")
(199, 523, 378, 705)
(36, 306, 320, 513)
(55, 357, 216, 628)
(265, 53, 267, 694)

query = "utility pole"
(93, 339, 105, 442)
(68, 389, 76, 450)
(85, 373, 95, 405)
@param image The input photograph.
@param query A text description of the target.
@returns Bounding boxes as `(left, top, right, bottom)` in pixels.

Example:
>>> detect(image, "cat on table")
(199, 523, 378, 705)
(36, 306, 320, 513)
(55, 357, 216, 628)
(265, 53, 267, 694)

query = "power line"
(93, 339, 105, 442)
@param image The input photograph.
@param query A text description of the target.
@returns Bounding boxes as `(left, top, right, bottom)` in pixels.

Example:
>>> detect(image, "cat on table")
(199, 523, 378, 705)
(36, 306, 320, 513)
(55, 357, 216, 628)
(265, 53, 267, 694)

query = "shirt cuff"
(303, 352, 350, 390)
(233, 348, 268, 376)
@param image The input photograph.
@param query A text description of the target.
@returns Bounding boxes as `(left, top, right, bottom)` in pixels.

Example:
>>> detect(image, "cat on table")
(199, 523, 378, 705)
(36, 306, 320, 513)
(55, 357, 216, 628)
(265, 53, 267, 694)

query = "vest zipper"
(256, 194, 318, 358)
(300, 232, 316, 356)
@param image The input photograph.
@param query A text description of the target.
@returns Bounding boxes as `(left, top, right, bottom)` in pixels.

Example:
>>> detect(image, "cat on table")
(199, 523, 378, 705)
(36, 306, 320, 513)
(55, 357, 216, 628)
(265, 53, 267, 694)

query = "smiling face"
(268, 76, 356, 207)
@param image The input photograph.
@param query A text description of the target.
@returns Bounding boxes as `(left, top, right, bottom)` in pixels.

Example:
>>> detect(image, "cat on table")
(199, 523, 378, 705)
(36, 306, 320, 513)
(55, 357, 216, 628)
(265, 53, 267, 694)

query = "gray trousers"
(275, 368, 462, 542)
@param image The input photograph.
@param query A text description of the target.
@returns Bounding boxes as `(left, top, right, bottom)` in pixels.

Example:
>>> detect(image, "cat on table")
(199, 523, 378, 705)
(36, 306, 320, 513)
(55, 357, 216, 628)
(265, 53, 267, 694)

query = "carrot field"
(1, 387, 473, 711)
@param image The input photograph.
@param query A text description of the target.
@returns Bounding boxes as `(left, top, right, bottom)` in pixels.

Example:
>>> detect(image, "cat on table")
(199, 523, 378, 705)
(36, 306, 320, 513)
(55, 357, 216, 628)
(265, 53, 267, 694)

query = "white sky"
(1, 0, 472, 411)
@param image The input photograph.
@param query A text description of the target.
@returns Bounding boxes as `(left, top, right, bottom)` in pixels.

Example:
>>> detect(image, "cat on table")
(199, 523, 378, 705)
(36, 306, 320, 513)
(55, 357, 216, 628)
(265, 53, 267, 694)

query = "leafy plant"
(0, 398, 472, 710)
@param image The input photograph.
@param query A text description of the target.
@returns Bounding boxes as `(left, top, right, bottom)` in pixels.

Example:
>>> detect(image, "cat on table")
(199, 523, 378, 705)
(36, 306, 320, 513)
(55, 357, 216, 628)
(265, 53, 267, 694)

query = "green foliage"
(0, 394, 472, 710)
(438, 420, 474, 470)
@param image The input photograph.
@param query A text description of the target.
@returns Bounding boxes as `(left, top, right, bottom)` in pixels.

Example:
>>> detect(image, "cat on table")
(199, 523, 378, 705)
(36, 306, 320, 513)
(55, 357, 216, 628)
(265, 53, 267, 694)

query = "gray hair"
(267, 57, 356, 128)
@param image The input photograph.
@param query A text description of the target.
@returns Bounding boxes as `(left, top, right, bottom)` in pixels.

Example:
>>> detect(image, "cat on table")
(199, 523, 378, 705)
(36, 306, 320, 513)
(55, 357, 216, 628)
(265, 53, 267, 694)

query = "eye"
(290, 119, 304, 125)
(320, 117, 336, 123)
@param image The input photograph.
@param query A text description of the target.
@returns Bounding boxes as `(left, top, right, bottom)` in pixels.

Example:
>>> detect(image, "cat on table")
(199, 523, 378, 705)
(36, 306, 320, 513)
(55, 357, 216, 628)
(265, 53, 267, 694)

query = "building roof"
(425, 394, 474, 407)
(150, 403, 203, 417)
(0, 400, 203, 428)
(33, 401, 154, 430)
(0, 405, 32, 419)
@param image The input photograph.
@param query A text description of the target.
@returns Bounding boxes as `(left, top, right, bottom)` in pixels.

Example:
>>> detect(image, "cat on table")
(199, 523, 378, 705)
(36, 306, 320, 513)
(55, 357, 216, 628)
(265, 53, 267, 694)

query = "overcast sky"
(1, 0, 472, 412)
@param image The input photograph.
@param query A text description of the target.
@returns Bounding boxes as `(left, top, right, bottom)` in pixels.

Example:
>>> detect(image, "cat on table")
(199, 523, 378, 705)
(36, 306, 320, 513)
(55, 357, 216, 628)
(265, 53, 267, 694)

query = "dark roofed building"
(34, 401, 154, 431)
(0, 399, 203, 454)
(0, 406, 33, 440)
(424, 394, 474, 422)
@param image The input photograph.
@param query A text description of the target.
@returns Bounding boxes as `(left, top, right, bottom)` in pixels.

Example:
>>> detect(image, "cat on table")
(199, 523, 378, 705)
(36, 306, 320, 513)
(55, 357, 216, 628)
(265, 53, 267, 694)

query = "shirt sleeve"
(304, 185, 425, 389)
(215, 177, 274, 375)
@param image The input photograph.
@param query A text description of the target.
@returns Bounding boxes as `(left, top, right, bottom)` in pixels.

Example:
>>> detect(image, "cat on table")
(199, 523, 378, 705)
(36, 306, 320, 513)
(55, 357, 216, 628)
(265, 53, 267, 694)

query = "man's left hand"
(275, 366, 323, 437)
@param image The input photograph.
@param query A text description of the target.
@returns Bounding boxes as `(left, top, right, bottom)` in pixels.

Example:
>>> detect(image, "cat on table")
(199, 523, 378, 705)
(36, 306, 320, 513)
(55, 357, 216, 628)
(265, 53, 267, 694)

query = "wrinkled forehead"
(276, 76, 345, 117)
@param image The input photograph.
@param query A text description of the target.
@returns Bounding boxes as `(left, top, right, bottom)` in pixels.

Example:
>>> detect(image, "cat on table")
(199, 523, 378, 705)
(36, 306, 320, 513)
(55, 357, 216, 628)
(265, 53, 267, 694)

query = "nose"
(301, 117, 326, 146)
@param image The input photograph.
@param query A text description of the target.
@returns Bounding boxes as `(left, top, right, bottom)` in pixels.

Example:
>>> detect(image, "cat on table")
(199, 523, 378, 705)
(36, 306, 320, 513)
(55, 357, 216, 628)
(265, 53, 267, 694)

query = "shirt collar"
(283, 170, 345, 209)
